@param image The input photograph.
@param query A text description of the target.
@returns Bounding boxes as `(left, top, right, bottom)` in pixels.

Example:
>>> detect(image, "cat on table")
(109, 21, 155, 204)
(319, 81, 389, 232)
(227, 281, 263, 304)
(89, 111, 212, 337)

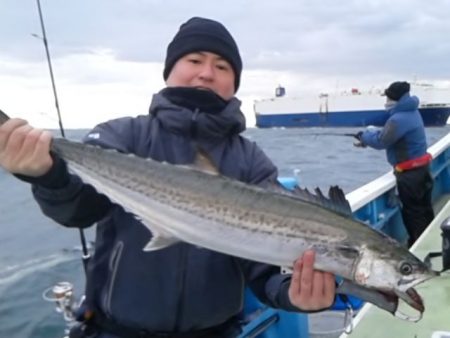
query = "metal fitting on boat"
(440, 218, 450, 271)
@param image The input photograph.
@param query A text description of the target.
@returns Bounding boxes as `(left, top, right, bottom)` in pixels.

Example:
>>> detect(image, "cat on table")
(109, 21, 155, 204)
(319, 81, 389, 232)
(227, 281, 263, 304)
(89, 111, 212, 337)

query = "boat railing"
(242, 132, 450, 338)
(346, 132, 450, 237)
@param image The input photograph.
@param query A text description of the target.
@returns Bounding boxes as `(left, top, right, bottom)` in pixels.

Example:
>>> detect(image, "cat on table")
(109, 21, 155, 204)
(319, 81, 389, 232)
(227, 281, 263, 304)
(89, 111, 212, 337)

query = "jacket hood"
(389, 94, 420, 115)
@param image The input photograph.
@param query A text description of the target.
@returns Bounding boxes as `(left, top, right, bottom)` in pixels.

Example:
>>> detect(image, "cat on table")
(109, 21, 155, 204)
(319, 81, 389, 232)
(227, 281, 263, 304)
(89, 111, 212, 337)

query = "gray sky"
(1, 0, 449, 127)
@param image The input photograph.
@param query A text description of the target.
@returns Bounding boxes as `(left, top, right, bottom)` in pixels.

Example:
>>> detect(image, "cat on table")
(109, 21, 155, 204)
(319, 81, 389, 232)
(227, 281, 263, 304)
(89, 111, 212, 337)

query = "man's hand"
(288, 250, 335, 311)
(354, 131, 363, 141)
(0, 118, 53, 176)
(353, 131, 366, 148)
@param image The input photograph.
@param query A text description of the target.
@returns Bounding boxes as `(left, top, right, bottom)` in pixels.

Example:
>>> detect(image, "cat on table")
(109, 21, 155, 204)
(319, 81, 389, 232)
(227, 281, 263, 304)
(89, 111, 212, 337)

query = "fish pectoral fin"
(143, 234, 180, 251)
(136, 216, 180, 251)
(336, 245, 360, 260)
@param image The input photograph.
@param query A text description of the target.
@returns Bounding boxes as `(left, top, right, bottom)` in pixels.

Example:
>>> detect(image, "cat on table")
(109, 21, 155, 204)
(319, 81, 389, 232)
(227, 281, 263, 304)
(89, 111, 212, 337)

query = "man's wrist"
(14, 152, 70, 189)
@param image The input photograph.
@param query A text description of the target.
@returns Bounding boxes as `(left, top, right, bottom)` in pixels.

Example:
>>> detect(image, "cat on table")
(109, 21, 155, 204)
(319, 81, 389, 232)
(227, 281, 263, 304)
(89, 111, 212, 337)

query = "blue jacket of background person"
(30, 89, 302, 334)
(360, 93, 428, 166)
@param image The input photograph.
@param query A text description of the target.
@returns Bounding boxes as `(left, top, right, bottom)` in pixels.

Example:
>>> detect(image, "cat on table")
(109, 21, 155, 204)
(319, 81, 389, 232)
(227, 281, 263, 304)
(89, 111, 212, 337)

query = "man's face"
(385, 97, 397, 110)
(165, 51, 235, 100)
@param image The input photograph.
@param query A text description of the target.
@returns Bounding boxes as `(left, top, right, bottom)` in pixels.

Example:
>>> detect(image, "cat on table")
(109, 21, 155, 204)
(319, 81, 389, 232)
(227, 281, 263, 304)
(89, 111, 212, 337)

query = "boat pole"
(35, 0, 90, 273)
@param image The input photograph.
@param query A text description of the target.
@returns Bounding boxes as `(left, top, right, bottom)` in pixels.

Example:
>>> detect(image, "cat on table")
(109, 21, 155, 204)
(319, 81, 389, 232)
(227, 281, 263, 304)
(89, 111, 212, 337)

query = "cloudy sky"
(1, 0, 449, 128)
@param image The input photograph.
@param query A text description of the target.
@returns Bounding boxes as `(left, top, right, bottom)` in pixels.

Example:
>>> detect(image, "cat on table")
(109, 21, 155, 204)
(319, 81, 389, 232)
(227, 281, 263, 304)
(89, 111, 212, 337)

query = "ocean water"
(1, 126, 449, 338)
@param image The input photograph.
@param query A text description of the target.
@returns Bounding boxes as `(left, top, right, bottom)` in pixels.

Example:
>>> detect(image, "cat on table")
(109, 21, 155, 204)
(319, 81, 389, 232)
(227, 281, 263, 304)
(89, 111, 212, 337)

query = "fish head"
(355, 248, 439, 318)
(365, 253, 438, 290)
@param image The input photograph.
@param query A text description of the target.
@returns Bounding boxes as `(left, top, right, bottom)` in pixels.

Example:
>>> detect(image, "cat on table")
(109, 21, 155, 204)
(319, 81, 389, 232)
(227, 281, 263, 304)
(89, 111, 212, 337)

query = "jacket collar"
(149, 88, 246, 141)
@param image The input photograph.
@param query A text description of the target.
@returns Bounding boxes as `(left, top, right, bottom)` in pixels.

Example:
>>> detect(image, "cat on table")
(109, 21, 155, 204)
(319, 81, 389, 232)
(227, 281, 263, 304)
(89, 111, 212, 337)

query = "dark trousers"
(395, 165, 434, 247)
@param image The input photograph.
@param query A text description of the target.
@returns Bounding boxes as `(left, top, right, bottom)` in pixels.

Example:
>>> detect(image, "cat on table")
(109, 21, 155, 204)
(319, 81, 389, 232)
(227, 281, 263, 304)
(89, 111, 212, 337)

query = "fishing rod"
(35, 0, 65, 138)
(325, 132, 358, 137)
(35, 0, 90, 274)
(301, 132, 359, 137)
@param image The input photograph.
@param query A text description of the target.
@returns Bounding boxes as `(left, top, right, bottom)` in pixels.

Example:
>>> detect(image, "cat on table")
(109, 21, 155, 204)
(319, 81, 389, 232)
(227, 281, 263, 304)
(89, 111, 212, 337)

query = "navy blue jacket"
(31, 91, 300, 332)
(360, 93, 428, 166)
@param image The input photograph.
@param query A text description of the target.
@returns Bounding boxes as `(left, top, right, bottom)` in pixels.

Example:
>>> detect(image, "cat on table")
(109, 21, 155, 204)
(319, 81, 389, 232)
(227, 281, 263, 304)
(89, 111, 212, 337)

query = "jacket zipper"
(173, 245, 188, 329)
(190, 108, 200, 139)
(103, 241, 124, 314)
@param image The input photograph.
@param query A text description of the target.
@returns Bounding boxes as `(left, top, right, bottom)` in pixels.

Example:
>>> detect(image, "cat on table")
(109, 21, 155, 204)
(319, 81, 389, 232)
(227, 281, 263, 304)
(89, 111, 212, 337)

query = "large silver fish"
(0, 110, 439, 321)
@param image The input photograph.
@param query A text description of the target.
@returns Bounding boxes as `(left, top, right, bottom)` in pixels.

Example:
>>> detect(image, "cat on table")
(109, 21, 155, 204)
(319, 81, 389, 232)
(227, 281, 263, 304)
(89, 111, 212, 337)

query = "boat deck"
(339, 195, 450, 338)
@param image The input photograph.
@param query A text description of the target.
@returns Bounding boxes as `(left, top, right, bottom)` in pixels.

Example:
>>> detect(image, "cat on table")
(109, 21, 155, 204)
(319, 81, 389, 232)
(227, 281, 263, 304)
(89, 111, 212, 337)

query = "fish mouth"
(369, 287, 423, 322)
(399, 287, 424, 313)
(389, 271, 440, 321)
(390, 287, 424, 322)
(338, 282, 424, 321)
(395, 269, 440, 317)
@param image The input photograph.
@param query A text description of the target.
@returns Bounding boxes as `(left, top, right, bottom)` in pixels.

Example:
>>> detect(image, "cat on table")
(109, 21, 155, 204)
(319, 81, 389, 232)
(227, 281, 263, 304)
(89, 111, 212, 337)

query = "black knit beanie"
(163, 17, 242, 92)
(384, 81, 411, 101)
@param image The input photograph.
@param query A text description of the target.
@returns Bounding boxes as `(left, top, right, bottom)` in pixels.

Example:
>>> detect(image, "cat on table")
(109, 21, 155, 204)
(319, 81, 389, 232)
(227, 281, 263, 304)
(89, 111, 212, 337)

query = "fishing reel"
(42, 281, 83, 336)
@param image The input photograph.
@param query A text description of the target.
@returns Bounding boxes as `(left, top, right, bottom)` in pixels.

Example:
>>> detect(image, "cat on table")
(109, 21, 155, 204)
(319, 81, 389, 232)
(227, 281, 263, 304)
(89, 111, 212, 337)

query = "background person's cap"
(384, 81, 411, 101)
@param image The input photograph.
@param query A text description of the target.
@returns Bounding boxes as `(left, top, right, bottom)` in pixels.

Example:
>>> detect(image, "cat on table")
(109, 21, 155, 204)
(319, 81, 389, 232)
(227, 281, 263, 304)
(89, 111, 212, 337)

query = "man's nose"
(198, 63, 214, 80)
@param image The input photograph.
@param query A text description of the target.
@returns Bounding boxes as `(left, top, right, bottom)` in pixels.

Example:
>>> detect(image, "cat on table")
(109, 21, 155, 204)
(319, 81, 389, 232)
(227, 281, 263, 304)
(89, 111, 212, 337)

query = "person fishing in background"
(0, 17, 336, 338)
(354, 81, 434, 247)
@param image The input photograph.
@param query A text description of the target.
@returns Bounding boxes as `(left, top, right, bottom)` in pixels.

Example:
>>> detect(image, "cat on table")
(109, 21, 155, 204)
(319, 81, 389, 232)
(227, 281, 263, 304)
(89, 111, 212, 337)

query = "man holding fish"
(0, 17, 336, 338)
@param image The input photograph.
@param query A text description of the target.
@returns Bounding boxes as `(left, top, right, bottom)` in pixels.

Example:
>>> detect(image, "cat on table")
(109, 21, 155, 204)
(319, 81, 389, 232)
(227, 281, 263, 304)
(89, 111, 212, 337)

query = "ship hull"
(255, 106, 450, 128)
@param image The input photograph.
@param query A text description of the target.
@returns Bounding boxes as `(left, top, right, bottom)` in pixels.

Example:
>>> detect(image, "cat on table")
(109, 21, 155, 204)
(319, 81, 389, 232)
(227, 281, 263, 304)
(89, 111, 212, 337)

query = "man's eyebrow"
(188, 51, 226, 60)
(187, 51, 204, 56)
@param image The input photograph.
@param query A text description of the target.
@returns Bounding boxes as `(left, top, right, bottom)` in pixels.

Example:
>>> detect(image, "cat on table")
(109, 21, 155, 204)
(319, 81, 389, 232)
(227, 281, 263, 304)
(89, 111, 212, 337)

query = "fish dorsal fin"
(328, 185, 353, 214)
(191, 149, 219, 176)
(288, 185, 353, 217)
(266, 179, 293, 194)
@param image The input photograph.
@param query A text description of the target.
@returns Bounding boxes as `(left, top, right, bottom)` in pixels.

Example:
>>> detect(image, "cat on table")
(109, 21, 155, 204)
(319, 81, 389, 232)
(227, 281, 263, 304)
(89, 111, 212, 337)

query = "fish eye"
(400, 262, 413, 275)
